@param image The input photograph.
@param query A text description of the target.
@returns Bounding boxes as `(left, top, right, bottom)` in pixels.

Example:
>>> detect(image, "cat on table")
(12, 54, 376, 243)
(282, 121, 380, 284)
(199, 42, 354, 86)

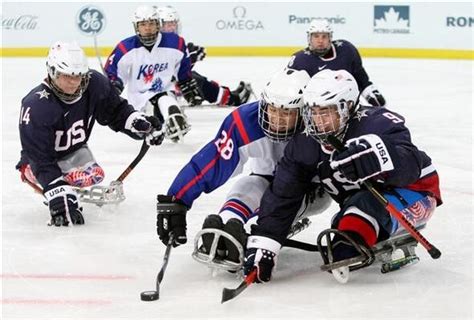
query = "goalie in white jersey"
(155, 69, 332, 270)
(105, 5, 203, 142)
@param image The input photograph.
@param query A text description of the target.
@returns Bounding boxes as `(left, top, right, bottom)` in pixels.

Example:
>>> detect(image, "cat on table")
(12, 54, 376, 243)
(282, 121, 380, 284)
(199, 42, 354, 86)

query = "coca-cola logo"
(76, 5, 106, 36)
(2, 15, 38, 30)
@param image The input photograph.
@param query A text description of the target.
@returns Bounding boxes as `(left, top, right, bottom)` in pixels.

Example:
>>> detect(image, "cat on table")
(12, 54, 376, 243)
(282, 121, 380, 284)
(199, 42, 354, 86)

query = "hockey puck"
(140, 291, 159, 301)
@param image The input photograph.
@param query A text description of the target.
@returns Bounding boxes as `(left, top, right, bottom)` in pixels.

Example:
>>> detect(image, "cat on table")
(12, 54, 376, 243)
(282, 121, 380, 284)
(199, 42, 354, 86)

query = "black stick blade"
(221, 269, 257, 304)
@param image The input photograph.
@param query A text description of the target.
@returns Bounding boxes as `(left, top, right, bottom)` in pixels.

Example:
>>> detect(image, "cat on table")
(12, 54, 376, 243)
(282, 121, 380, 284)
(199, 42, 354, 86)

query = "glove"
(44, 181, 84, 226)
(143, 116, 165, 146)
(110, 78, 124, 95)
(178, 78, 203, 106)
(125, 112, 164, 145)
(330, 134, 394, 183)
(156, 194, 188, 247)
(243, 236, 281, 283)
(187, 42, 206, 66)
(361, 84, 386, 107)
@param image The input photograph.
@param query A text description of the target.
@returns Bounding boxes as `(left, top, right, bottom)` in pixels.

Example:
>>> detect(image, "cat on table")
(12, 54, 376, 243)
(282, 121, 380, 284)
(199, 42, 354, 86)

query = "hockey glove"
(110, 78, 124, 95)
(330, 134, 394, 183)
(243, 236, 281, 283)
(44, 180, 84, 226)
(187, 42, 206, 66)
(156, 194, 188, 247)
(361, 84, 386, 107)
(125, 112, 164, 145)
(178, 78, 203, 106)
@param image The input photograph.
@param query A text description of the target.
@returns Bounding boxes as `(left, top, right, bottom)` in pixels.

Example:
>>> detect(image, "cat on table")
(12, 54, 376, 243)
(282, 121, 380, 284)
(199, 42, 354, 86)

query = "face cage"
(134, 20, 160, 46)
(48, 72, 90, 103)
(258, 100, 301, 143)
(160, 19, 181, 34)
(302, 102, 349, 144)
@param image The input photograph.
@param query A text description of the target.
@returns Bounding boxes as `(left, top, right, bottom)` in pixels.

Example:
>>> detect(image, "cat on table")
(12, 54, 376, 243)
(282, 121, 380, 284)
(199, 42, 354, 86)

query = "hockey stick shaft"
(221, 268, 257, 303)
(93, 33, 106, 75)
(115, 139, 150, 183)
(155, 233, 175, 297)
(327, 135, 441, 259)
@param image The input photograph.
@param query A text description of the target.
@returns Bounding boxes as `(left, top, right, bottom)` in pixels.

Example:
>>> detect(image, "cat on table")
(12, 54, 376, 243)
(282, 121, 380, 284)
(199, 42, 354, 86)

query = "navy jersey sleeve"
(342, 40, 372, 91)
(350, 108, 423, 187)
(19, 86, 64, 188)
(176, 37, 192, 82)
(89, 70, 136, 132)
(167, 103, 263, 208)
(252, 134, 320, 244)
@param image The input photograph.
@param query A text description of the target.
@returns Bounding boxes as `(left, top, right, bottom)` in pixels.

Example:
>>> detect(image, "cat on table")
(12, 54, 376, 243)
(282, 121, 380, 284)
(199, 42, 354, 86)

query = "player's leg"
(157, 92, 190, 142)
(59, 145, 105, 188)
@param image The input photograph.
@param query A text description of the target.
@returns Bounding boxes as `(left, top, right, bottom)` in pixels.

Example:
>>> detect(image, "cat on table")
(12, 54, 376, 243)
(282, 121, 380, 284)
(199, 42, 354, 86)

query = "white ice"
(1, 56, 473, 320)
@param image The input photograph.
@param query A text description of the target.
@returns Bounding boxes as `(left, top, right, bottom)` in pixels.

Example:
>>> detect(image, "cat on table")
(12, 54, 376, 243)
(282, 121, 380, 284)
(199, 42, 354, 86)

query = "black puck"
(140, 291, 159, 301)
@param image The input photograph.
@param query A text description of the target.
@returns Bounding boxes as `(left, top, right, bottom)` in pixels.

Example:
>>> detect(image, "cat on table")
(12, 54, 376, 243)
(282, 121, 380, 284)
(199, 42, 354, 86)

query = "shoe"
(222, 218, 248, 263)
(331, 231, 367, 262)
(200, 214, 225, 255)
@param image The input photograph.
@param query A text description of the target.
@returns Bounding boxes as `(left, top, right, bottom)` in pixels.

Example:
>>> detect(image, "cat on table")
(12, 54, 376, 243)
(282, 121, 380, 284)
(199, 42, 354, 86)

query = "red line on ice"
(1, 298, 112, 305)
(1, 273, 133, 280)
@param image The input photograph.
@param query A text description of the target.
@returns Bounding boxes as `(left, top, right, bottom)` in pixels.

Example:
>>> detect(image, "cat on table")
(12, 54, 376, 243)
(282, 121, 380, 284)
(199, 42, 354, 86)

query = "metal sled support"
(192, 228, 244, 272)
(74, 180, 125, 206)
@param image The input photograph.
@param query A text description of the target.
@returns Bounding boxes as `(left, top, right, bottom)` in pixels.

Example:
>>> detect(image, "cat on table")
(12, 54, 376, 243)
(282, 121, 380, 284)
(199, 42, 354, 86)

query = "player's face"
(137, 20, 159, 36)
(310, 33, 331, 52)
(267, 104, 299, 133)
(161, 21, 178, 33)
(311, 105, 340, 134)
(54, 73, 82, 95)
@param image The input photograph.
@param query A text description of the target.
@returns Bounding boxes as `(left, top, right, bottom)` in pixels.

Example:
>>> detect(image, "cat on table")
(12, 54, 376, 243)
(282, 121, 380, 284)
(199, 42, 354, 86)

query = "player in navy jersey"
(154, 69, 331, 267)
(156, 5, 254, 107)
(243, 70, 442, 283)
(17, 41, 163, 227)
(287, 19, 386, 108)
(105, 5, 202, 143)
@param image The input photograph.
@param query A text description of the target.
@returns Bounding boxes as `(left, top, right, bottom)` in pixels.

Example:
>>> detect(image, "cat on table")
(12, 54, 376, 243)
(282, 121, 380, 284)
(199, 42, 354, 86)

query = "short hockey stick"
(114, 139, 150, 183)
(221, 268, 257, 304)
(23, 139, 150, 194)
(140, 232, 175, 301)
(327, 135, 441, 259)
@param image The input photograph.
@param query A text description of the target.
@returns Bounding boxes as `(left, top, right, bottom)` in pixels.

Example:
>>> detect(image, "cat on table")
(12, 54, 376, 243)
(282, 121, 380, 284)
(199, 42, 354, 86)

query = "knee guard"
(63, 163, 105, 188)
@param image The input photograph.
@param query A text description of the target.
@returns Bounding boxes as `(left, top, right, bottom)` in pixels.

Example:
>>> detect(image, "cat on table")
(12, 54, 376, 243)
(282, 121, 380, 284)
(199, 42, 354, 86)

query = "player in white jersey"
(156, 5, 254, 106)
(155, 69, 332, 269)
(105, 5, 203, 142)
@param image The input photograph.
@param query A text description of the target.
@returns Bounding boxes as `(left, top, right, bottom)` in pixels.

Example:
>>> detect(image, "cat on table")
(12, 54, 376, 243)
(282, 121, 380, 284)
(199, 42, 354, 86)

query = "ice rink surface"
(1, 56, 473, 319)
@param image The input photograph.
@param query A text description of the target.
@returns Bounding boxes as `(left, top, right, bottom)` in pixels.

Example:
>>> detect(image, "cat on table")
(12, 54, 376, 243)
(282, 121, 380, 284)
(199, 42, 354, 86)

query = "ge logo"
(76, 6, 106, 36)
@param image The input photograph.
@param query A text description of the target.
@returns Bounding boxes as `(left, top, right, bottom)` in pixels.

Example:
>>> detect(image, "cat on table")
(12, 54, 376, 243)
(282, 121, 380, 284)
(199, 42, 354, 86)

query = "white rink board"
(2, 2, 473, 50)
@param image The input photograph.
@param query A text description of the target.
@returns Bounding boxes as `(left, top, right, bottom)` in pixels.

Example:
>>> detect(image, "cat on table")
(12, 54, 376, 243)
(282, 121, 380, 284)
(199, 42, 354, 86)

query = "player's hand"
(243, 236, 281, 283)
(178, 78, 203, 106)
(156, 195, 188, 247)
(187, 42, 206, 66)
(330, 134, 394, 183)
(44, 181, 84, 226)
(361, 84, 386, 107)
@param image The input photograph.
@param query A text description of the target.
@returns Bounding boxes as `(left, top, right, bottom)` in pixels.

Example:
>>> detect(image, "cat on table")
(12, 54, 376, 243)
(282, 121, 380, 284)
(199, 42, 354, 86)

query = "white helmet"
(302, 69, 359, 144)
(46, 41, 90, 102)
(132, 5, 160, 46)
(307, 19, 333, 55)
(156, 5, 181, 34)
(258, 69, 310, 142)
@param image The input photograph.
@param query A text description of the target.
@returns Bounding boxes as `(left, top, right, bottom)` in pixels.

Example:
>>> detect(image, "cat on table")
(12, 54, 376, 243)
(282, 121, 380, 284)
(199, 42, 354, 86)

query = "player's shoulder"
(333, 39, 358, 52)
(114, 35, 142, 55)
(225, 101, 265, 142)
(159, 32, 185, 51)
(351, 106, 406, 133)
(21, 82, 63, 121)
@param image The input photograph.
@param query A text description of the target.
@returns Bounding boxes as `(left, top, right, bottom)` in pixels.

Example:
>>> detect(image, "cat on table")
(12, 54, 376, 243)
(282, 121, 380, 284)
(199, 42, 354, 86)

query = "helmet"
(132, 5, 160, 46)
(307, 19, 333, 55)
(258, 69, 310, 142)
(156, 5, 181, 34)
(302, 69, 359, 144)
(46, 41, 90, 103)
